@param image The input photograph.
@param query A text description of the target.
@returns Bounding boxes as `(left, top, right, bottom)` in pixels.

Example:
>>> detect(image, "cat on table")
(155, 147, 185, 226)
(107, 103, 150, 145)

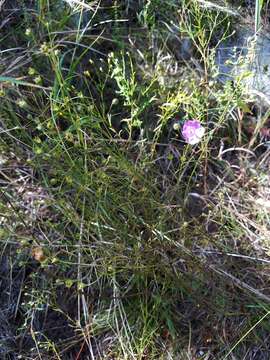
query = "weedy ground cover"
(0, 1, 270, 359)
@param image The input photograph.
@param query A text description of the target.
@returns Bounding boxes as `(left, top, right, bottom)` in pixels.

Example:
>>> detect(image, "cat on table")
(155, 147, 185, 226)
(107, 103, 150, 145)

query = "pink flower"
(182, 120, 205, 145)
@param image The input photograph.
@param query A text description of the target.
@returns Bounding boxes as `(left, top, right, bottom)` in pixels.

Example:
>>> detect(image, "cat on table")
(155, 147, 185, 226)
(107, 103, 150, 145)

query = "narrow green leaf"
(255, 0, 265, 33)
(0, 76, 51, 90)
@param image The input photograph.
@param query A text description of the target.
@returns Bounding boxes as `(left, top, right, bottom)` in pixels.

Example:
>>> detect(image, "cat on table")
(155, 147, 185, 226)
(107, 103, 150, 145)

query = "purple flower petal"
(182, 120, 205, 145)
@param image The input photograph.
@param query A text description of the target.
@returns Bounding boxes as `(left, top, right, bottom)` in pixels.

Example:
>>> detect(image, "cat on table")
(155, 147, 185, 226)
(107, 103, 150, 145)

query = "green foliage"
(0, 0, 270, 359)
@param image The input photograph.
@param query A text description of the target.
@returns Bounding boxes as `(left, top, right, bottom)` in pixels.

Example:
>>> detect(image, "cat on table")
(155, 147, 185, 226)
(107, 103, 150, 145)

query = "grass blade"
(255, 0, 264, 33)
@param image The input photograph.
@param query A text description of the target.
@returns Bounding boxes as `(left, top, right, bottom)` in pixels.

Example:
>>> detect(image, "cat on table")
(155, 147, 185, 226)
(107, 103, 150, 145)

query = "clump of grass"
(1, 1, 270, 359)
